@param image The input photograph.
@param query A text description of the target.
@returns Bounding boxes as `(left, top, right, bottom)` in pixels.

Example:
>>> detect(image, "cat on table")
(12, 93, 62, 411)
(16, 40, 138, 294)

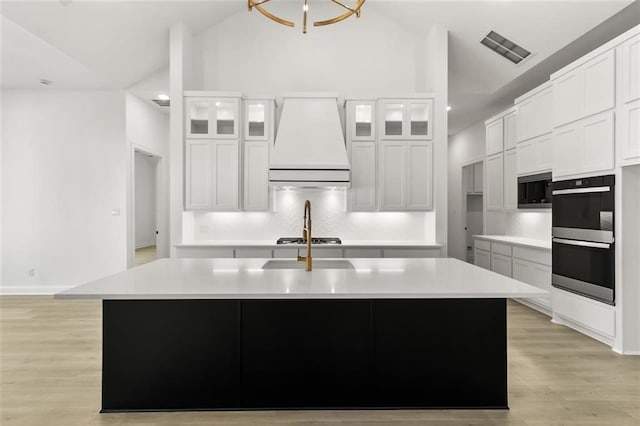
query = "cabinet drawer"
(383, 248, 440, 258)
(234, 248, 273, 258)
(175, 247, 235, 258)
(491, 253, 512, 277)
(312, 248, 344, 258)
(491, 243, 512, 256)
(513, 246, 551, 265)
(474, 239, 491, 251)
(272, 248, 299, 259)
(343, 248, 383, 258)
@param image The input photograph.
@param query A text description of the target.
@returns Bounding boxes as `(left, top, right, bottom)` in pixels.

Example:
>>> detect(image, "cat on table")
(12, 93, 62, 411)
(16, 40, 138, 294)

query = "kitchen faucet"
(297, 200, 312, 271)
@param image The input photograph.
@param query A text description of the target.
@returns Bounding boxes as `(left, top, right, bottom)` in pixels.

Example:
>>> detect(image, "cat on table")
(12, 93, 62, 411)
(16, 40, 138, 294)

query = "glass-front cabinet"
(347, 101, 376, 141)
(185, 96, 240, 139)
(244, 100, 270, 140)
(379, 98, 433, 140)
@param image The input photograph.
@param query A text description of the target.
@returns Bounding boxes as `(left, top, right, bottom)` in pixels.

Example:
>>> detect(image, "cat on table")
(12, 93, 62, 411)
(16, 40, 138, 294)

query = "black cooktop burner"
(276, 237, 342, 245)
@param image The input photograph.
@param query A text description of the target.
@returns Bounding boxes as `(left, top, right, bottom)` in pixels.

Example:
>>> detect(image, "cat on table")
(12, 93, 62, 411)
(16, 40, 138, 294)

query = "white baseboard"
(552, 314, 615, 348)
(0, 286, 71, 295)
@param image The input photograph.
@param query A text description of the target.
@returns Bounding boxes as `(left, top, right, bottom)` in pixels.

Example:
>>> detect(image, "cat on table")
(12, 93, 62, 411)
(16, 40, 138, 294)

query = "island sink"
(262, 259, 354, 270)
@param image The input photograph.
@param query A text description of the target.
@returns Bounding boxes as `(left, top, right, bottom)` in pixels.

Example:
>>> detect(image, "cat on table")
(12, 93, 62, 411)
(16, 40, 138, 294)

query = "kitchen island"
(57, 258, 547, 412)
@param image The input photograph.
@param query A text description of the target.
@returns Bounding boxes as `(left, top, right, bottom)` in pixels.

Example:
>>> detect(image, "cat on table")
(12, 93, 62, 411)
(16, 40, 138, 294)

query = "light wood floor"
(135, 246, 157, 266)
(1, 297, 638, 426)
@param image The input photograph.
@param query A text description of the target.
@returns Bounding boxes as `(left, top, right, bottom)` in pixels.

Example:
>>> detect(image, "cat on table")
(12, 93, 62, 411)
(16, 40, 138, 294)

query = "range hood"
(270, 93, 350, 188)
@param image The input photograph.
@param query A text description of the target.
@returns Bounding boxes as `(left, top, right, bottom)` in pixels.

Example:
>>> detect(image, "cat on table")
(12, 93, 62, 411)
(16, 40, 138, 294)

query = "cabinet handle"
(552, 238, 610, 249)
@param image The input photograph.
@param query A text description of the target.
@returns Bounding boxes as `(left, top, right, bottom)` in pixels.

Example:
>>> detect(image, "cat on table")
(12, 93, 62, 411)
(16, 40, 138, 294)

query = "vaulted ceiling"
(1, 0, 636, 133)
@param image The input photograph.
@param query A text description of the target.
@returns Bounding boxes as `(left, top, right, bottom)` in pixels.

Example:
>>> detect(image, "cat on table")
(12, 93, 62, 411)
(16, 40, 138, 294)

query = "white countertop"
(176, 241, 442, 249)
(56, 258, 547, 300)
(473, 235, 551, 250)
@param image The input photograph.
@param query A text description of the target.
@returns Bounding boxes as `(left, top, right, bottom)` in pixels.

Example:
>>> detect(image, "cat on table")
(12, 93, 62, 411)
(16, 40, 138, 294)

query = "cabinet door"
(407, 100, 433, 140)
(535, 133, 553, 172)
(516, 98, 535, 142)
(535, 88, 553, 137)
(486, 118, 504, 156)
(553, 70, 583, 127)
(512, 258, 532, 284)
(212, 140, 239, 210)
(583, 49, 616, 118)
(243, 141, 269, 211)
(406, 141, 433, 210)
(621, 35, 640, 103)
(491, 253, 512, 277)
(474, 249, 491, 270)
(621, 99, 640, 162)
(530, 263, 552, 293)
(463, 164, 474, 194)
(213, 98, 239, 139)
(349, 142, 377, 211)
(486, 153, 504, 210)
(473, 163, 483, 194)
(378, 141, 406, 210)
(186, 98, 213, 138)
(244, 101, 270, 141)
(349, 101, 376, 141)
(380, 101, 405, 139)
(504, 149, 517, 211)
(185, 140, 212, 210)
(504, 112, 517, 150)
(516, 139, 536, 175)
(552, 123, 581, 178)
(582, 110, 614, 174)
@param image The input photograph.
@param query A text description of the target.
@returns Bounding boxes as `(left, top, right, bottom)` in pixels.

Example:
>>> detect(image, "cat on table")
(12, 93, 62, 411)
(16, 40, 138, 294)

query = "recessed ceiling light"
(40, 79, 52, 86)
(157, 93, 169, 101)
(446, 105, 452, 111)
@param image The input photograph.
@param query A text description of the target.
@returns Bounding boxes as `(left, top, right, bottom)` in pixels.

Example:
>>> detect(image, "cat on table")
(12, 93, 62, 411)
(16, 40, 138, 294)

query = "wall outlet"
(28, 268, 36, 278)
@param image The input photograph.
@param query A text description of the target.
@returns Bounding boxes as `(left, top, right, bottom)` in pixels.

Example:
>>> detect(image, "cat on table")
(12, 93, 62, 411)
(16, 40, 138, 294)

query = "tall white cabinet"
(346, 100, 377, 211)
(484, 107, 518, 211)
(242, 98, 274, 211)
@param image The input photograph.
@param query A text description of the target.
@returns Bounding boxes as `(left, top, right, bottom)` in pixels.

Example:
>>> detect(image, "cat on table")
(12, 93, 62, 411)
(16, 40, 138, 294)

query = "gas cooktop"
(276, 237, 342, 245)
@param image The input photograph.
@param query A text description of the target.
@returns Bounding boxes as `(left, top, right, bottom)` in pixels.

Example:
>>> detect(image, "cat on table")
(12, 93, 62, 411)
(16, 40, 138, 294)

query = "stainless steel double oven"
(552, 175, 615, 305)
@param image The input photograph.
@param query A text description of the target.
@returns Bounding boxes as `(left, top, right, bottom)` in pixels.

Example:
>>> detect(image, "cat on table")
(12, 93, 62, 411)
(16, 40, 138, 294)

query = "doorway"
(462, 161, 484, 263)
(134, 150, 159, 266)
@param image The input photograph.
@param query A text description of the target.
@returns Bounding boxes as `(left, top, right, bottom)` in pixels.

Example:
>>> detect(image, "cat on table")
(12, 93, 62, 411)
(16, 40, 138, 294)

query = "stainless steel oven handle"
(552, 238, 611, 249)
(552, 186, 610, 195)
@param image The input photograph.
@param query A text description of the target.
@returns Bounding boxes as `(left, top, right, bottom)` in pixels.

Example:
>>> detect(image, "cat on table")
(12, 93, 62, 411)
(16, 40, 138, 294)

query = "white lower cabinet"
(474, 241, 491, 269)
(512, 257, 552, 311)
(486, 153, 503, 210)
(383, 248, 440, 258)
(491, 253, 512, 277)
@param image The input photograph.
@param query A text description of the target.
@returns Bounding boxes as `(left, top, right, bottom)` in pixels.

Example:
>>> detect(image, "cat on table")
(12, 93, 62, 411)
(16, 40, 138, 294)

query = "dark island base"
(102, 298, 507, 412)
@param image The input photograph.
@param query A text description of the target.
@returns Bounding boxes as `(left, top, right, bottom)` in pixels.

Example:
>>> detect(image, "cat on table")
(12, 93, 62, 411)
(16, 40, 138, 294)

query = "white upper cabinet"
(378, 140, 433, 211)
(486, 118, 504, 156)
(504, 148, 517, 211)
(211, 140, 240, 210)
(349, 142, 377, 211)
(553, 110, 614, 178)
(504, 111, 518, 150)
(379, 99, 433, 140)
(516, 133, 552, 175)
(347, 101, 376, 141)
(621, 34, 640, 103)
(516, 84, 552, 142)
(486, 153, 504, 211)
(473, 163, 484, 194)
(185, 140, 213, 210)
(243, 141, 270, 211)
(244, 100, 271, 141)
(186, 96, 240, 139)
(620, 99, 640, 162)
(552, 49, 615, 127)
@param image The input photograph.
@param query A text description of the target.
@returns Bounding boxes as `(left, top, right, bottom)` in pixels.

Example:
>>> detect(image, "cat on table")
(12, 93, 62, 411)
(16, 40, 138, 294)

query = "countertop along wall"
(173, 7, 447, 248)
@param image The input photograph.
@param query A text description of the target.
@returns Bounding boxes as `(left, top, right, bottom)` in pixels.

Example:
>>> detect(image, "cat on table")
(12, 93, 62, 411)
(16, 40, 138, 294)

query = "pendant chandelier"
(248, 0, 366, 34)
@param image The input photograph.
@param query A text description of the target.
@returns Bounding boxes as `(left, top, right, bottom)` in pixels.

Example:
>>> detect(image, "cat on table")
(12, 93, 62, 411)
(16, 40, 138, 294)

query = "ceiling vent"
(481, 31, 531, 64)
(152, 99, 170, 107)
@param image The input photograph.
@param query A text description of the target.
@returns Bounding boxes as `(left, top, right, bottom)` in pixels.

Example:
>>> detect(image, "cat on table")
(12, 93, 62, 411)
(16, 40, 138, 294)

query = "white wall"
(184, 190, 436, 243)
(198, 3, 424, 96)
(1, 89, 127, 293)
(505, 211, 552, 240)
(448, 121, 486, 260)
(134, 152, 156, 248)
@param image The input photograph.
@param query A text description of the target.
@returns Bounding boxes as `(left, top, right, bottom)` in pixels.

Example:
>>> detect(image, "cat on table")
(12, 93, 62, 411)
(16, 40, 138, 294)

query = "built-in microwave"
(518, 172, 552, 208)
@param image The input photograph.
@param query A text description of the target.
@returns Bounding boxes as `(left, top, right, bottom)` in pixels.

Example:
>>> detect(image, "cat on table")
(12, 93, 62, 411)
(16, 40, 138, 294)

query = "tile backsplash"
(184, 189, 436, 242)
